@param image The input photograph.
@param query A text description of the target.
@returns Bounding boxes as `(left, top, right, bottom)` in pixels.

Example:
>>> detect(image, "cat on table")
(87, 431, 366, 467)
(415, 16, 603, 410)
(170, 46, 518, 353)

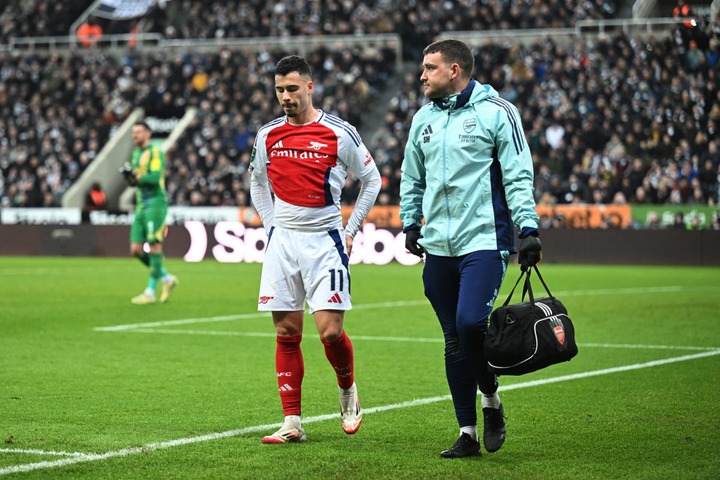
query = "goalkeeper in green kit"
(121, 121, 178, 304)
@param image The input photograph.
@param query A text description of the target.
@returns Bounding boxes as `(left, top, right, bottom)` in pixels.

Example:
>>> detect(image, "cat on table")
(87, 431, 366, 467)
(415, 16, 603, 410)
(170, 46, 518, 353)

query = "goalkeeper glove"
(404, 226, 425, 258)
(518, 230, 542, 271)
(120, 163, 138, 186)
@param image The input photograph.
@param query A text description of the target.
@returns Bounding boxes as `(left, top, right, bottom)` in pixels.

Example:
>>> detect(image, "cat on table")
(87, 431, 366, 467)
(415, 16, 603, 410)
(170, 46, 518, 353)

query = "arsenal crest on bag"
(484, 266, 578, 376)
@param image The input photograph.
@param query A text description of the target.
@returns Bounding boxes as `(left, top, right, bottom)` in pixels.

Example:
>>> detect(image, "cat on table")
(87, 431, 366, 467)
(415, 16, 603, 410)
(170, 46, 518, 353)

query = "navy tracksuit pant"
(422, 250, 508, 428)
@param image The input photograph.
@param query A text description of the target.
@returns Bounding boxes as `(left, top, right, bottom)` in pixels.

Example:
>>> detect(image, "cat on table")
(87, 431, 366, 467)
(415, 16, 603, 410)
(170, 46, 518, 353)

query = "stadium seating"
(381, 27, 720, 210)
(164, 44, 396, 207)
(0, 0, 93, 42)
(0, 43, 395, 208)
(1, 0, 718, 220)
(157, 0, 619, 60)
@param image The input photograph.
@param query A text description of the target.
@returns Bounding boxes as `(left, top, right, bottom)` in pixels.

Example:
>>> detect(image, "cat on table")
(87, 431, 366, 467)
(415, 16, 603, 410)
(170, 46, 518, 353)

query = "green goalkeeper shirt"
(131, 144, 167, 210)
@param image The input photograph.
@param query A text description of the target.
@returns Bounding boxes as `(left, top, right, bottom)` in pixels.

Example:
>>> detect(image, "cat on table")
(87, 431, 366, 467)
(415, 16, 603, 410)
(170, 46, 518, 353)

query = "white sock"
(144, 288, 155, 297)
(162, 274, 173, 282)
(460, 426, 478, 441)
(283, 415, 302, 429)
(339, 382, 356, 394)
(481, 392, 501, 409)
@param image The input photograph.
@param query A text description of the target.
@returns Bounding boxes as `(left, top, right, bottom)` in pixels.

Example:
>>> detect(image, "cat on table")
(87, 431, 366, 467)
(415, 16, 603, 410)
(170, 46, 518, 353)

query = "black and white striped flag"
(93, 0, 154, 20)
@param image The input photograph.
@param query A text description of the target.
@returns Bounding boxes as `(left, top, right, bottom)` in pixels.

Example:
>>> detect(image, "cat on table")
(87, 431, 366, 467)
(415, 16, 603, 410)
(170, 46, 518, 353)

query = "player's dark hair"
(423, 39, 474, 77)
(275, 55, 313, 79)
(133, 120, 152, 133)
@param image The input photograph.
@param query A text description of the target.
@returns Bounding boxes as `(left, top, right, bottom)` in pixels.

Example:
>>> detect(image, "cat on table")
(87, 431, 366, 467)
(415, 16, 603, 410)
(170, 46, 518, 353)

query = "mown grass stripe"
(94, 285, 712, 332)
(111, 328, 720, 352)
(2, 349, 718, 476)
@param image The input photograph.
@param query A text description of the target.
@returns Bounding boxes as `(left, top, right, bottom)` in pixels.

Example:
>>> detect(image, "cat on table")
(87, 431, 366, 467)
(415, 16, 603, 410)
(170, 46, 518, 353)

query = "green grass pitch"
(1, 257, 719, 479)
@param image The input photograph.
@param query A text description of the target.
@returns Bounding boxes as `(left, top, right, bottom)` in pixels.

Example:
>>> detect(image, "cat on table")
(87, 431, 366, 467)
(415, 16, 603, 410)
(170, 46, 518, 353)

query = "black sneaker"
(440, 432, 481, 458)
(482, 403, 506, 453)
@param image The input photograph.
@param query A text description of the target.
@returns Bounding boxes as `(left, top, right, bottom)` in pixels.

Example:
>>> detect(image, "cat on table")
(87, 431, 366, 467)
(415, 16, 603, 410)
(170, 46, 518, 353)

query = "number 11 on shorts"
(329, 268, 344, 291)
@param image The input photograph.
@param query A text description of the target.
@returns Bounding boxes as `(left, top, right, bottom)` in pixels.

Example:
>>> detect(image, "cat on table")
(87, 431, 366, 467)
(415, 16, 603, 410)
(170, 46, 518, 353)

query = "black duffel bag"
(484, 265, 578, 375)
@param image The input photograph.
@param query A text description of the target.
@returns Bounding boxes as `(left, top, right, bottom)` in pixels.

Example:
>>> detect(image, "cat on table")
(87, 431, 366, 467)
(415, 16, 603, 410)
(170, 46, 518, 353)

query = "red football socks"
(275, 335, 304, 416)
(322, 330, 355, 390)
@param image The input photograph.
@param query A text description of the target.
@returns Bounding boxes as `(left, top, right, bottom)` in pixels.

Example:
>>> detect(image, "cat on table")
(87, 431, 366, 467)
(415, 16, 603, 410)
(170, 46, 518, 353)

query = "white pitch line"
(93, 285, 700, 333)
(127, 328, 444, 343)
(131, 328, 277, 338)
(2, 348, 719, 476)
(499, 349, 720, 391)
(350, 300, 429, 309)
(580, 342, 719, 351)
(0, 449, 86, 457)
(94, 312, 272, 332)
(552, 286, 684, 296)
(0, 267, 139, 276)
(93, 301, 430, 332)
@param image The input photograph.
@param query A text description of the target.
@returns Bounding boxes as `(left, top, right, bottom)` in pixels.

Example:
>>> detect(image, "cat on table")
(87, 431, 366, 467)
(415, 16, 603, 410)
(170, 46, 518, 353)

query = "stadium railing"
(0, 33, 164, 52)
(575, 16, 698, 34)
(438, 17, 687, 45)
(0, 33, 403, 72)
(10, 16, 685, 67)
(2, 16, 686, 66)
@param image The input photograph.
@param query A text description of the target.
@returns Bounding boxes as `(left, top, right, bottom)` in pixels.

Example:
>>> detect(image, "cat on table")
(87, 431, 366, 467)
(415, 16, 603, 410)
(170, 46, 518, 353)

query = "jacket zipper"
(442, 109, 454, 256)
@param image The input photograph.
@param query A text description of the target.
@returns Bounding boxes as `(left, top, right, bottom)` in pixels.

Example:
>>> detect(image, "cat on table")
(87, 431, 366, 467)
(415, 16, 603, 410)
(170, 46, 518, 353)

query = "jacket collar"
(432, 78, 476, 110)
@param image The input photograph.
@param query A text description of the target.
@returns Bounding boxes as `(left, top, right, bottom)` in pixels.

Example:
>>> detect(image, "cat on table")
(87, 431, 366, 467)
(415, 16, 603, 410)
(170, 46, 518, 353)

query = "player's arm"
(494, 104, 542, 268)
(137, 148, 163, 186)
(340, 133, 381, 239)
(248, 137, 275, 230)
(399, 121, 426, 231)
(494, 103, 538, 233)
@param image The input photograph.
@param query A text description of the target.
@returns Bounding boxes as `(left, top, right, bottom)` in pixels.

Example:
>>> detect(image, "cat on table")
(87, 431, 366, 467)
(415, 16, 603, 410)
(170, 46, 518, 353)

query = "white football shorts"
(257, 226, 352, 313)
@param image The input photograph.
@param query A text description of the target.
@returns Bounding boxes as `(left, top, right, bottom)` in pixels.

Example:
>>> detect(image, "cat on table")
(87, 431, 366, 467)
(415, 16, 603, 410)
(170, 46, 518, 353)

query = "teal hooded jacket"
(399, 79, 539, 257)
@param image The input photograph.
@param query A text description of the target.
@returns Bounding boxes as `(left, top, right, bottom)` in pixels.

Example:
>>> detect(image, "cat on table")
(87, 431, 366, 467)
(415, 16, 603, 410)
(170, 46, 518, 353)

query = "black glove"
(518, 234, 542, 271)
(120, 163, 138, 186)
(404, 227, 425, 257)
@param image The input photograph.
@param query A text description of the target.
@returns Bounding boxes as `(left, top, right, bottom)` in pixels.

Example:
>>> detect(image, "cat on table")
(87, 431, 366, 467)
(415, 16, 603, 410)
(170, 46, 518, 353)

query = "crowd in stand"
(163, 44, 395, 207)
(1, 0, 618, 57)
(158, 0, 617, 61)
(0, 0, 93, 42)
(0, 51, 125, 208)
(0, 42, 394, 209)
(372, 21, 720, 225)
(1, 0, 719, 230)
(0, 0, 168, 44)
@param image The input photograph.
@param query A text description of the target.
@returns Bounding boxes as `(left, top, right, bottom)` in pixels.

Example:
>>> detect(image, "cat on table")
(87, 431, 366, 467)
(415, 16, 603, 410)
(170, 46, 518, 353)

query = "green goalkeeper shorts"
(130, 207, 168, 244)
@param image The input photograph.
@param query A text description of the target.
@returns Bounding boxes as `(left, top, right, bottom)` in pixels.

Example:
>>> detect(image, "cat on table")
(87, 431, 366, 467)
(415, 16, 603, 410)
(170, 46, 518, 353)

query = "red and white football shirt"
(249, 111, 380, 237)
